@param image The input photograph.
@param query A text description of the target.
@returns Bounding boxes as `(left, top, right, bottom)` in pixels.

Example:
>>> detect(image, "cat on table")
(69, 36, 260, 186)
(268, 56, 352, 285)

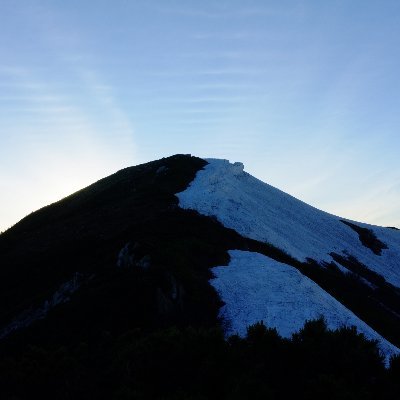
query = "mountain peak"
(1, 155, 400, 397)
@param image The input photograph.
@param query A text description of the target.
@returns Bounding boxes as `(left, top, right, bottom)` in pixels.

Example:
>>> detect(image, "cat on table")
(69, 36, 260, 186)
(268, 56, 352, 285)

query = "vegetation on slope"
(340, 220, 388, 255)
(1, 319, 399, 400)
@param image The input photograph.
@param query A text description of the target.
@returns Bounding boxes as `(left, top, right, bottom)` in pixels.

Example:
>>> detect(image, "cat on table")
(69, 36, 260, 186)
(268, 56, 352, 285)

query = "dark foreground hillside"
(0, 154, 399, 399)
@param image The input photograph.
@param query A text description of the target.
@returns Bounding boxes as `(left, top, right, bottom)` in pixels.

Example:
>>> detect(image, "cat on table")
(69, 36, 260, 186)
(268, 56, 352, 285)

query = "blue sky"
(1, 0, 400, 231)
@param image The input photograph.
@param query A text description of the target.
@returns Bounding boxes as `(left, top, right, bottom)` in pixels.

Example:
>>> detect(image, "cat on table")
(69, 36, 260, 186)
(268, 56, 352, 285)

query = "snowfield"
(177, 158, 400, 288)
(210, 250, 399, 363)
(176, 158, 400, 363)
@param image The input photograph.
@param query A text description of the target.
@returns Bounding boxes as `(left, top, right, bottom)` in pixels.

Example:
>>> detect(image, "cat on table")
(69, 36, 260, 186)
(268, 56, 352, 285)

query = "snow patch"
(210, 250, 399, 363)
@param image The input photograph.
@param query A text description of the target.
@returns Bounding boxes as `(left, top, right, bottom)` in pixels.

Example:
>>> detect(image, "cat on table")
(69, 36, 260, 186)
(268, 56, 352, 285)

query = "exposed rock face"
(117, 242, 151, 270)
(156, 166, 169, 175)
(117, 242, 136, 269)
(0, 272, 88, 339)
(156, 273, 185, 319)
(137, 255, 151, 270)
(116, 241, 185, 320)
(232, 162, 244, 176)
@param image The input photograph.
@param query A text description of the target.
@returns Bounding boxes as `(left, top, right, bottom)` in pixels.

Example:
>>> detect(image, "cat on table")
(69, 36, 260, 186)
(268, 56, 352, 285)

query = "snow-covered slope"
(210, 250, 399, 362)
(177, 158, 400, 362)
(177, 159, 400, 288)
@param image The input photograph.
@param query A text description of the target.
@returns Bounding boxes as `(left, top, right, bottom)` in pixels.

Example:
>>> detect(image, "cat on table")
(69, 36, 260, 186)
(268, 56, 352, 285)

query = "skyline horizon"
(1, 0, 400, 231)
(1, 153, 399, 233)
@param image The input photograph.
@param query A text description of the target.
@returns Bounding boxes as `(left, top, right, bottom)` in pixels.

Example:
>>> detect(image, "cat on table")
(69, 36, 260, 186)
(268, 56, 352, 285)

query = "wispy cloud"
(6, 0, 137, 149)
(179, 51, 259, 60)
(0, 94, 64, 103)
(188, 82, 258, 90)
(154, 5, 281, 19)
(0, 3, 140, 230)
(175, 118, 233, 125)
(0, 63, 136, 230)
(158, 96, 246, 104)
(192, 32, 262, 40)
(329, 184, 400, 227)
(146, 68, 267, 77)
(75, 67, 136, 137)
(0, 65, 27, 76)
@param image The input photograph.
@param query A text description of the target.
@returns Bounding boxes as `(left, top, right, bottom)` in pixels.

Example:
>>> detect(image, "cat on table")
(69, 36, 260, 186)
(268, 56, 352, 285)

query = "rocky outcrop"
(117, 242, 151, 270)
(0, 272, 88, 339)
(156, 273, 185, 319)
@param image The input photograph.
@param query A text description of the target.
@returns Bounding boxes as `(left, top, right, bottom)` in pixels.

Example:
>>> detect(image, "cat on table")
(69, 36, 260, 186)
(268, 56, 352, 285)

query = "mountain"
(1, 154, 400, 399)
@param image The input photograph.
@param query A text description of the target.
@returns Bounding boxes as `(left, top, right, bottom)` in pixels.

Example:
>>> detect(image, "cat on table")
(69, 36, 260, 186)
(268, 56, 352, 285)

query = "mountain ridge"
(1, 154, 400, 398)
(1, 155, 400, 345)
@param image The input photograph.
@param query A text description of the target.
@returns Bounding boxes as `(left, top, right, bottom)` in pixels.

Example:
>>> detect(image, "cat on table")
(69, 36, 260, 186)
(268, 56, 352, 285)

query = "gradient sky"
(1, 0, 400, 231)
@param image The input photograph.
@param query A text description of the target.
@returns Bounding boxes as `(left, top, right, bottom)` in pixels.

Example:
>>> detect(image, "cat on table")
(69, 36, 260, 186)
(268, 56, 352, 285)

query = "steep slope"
(0, 154, 236, 341)
(211, 250, 398, 362)
(177, 159, 400, 287)
(177, 158, 400, 359)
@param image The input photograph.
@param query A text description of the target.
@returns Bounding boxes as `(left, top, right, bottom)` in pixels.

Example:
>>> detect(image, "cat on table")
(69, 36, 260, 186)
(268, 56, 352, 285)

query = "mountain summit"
(1, 154, 400, 399)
